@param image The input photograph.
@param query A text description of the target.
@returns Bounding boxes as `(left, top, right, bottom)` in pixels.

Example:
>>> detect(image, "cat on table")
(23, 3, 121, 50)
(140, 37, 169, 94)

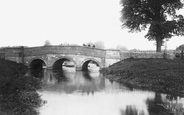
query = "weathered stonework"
(120, 51, 164, 60)
(105, 49, 121, 67)
(0, 45, 174, 70)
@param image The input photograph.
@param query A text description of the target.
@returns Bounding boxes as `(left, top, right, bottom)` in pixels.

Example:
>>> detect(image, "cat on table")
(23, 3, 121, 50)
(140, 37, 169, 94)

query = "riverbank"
(101, 58, 184, 96)
(0, 59, 44, 115)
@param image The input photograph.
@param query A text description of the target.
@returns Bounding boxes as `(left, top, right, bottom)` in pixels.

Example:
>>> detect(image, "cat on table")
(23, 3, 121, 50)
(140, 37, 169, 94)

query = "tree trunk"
(156, 38, 162, 52)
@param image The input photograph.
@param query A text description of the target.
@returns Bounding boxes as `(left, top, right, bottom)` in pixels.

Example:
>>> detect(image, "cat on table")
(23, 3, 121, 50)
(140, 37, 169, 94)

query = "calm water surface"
(29, 67, 184, 115)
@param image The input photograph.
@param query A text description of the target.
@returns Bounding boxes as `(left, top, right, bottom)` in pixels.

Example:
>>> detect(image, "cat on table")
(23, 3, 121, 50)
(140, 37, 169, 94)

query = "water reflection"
(120, 105, 146, 115)
(36, 68, 105, 94)
(146, 93, 184, 115)
(28, 68, 184, 115)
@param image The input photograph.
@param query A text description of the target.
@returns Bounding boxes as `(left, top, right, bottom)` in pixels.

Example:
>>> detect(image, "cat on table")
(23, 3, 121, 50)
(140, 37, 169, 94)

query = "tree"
(116, 45, 128, 51)
(94, 41, 105, 49)
(86, 42, 94, 47)
(121, 0, 184, 52)
(44, 40, 51, 46)
(63, 42, 69, 46)
(129, 48, 140, 52)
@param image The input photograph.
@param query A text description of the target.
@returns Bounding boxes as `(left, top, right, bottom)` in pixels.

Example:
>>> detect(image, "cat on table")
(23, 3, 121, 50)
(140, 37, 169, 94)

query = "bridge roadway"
(3, 45, 121, 70)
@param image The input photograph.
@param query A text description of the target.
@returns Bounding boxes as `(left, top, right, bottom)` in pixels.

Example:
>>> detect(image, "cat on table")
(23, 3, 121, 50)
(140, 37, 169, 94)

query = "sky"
(0, 0, 184, 50)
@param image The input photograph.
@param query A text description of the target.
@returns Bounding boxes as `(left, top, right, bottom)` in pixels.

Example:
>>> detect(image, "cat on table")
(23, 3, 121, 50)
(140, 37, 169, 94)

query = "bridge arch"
(52, 56, 76, 70)
(29, 58, 47, 70)
(81, 58, 102, 71)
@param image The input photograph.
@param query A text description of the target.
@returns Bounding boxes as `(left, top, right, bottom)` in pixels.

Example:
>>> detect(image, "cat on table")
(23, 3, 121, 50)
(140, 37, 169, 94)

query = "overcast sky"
(0, 0, 184, 50)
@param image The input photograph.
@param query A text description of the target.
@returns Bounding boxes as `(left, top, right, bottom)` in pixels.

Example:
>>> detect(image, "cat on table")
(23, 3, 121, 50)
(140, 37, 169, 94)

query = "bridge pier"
(46, 66, 82, 71)
(47, 66, 53, 69)
(46, 65, 81, 70)
(4, 46, 122, 70)
(76, 67, 82, 71)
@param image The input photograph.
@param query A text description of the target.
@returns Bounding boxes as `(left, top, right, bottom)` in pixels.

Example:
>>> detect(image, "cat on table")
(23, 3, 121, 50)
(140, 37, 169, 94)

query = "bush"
(0, 59, 45, 115)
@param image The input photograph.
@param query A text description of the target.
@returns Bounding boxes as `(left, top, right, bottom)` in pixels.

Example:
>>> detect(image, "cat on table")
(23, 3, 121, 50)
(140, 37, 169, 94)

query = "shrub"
(0, 59, 45, 115)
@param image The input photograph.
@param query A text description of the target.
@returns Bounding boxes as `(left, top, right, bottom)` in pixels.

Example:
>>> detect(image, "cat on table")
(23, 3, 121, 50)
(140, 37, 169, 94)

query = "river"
(29, 67, 184, 115)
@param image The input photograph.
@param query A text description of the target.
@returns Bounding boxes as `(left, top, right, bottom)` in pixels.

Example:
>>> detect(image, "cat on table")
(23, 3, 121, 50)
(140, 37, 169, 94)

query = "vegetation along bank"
(101, 58, 184, 96)
(0, 59, 45, 115)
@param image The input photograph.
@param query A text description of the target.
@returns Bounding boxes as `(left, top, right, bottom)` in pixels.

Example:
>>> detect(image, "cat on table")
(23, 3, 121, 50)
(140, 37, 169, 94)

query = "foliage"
(84, 41, 105, 49)
(116, 45, 128, 51)
(86, 42, 94, 47)
(129, 48, 140, 52)
(0, 59, 45, 115)
(44, 40, 51, 46)
(94, 41, 105, 49)
(120, 0, 184, 52)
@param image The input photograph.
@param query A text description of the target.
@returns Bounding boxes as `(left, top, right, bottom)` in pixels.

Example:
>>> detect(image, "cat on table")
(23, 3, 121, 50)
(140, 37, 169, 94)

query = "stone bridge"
(3, 46, 121, 70)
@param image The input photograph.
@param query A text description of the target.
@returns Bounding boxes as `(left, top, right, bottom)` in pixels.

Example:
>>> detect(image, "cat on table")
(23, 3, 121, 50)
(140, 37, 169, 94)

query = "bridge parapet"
(105, 49, 121, 67)
(2, 46, 173, 69)
(4, 47, 22, 57)
(4, 47, 24, 63)
(24, 46, 106, 58)
(105, 49, 121, 59)
(120, 51, 163, 60)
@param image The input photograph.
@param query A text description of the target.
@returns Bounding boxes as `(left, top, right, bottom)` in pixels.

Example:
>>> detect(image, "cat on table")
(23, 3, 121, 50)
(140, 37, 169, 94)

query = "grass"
(101, 58, 184, 96)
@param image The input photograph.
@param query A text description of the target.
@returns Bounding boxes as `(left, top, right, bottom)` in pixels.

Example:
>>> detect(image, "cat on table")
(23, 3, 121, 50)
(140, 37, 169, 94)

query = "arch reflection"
(29, 68, 105, 94)
(53, 58, 76, 70)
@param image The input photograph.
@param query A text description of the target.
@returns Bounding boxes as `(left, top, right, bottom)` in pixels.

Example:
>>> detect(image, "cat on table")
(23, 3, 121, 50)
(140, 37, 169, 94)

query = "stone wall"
(4, 47, 24, 63)
(4, 46, 174, 61)
(4, 48, 22, 57)
(105, 49, 121, 67)
(105, 49, 120, 59)
(104, 50, 172, 66)
(2, 46, 177, 69)
(120, 51, 164, 60)
(24, 46, 106, 58)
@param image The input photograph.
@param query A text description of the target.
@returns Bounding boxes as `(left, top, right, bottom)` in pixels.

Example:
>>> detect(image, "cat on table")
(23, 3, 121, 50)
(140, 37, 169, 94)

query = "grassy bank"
(101, 58, 184, 96)
(0, 59, 44, 115)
